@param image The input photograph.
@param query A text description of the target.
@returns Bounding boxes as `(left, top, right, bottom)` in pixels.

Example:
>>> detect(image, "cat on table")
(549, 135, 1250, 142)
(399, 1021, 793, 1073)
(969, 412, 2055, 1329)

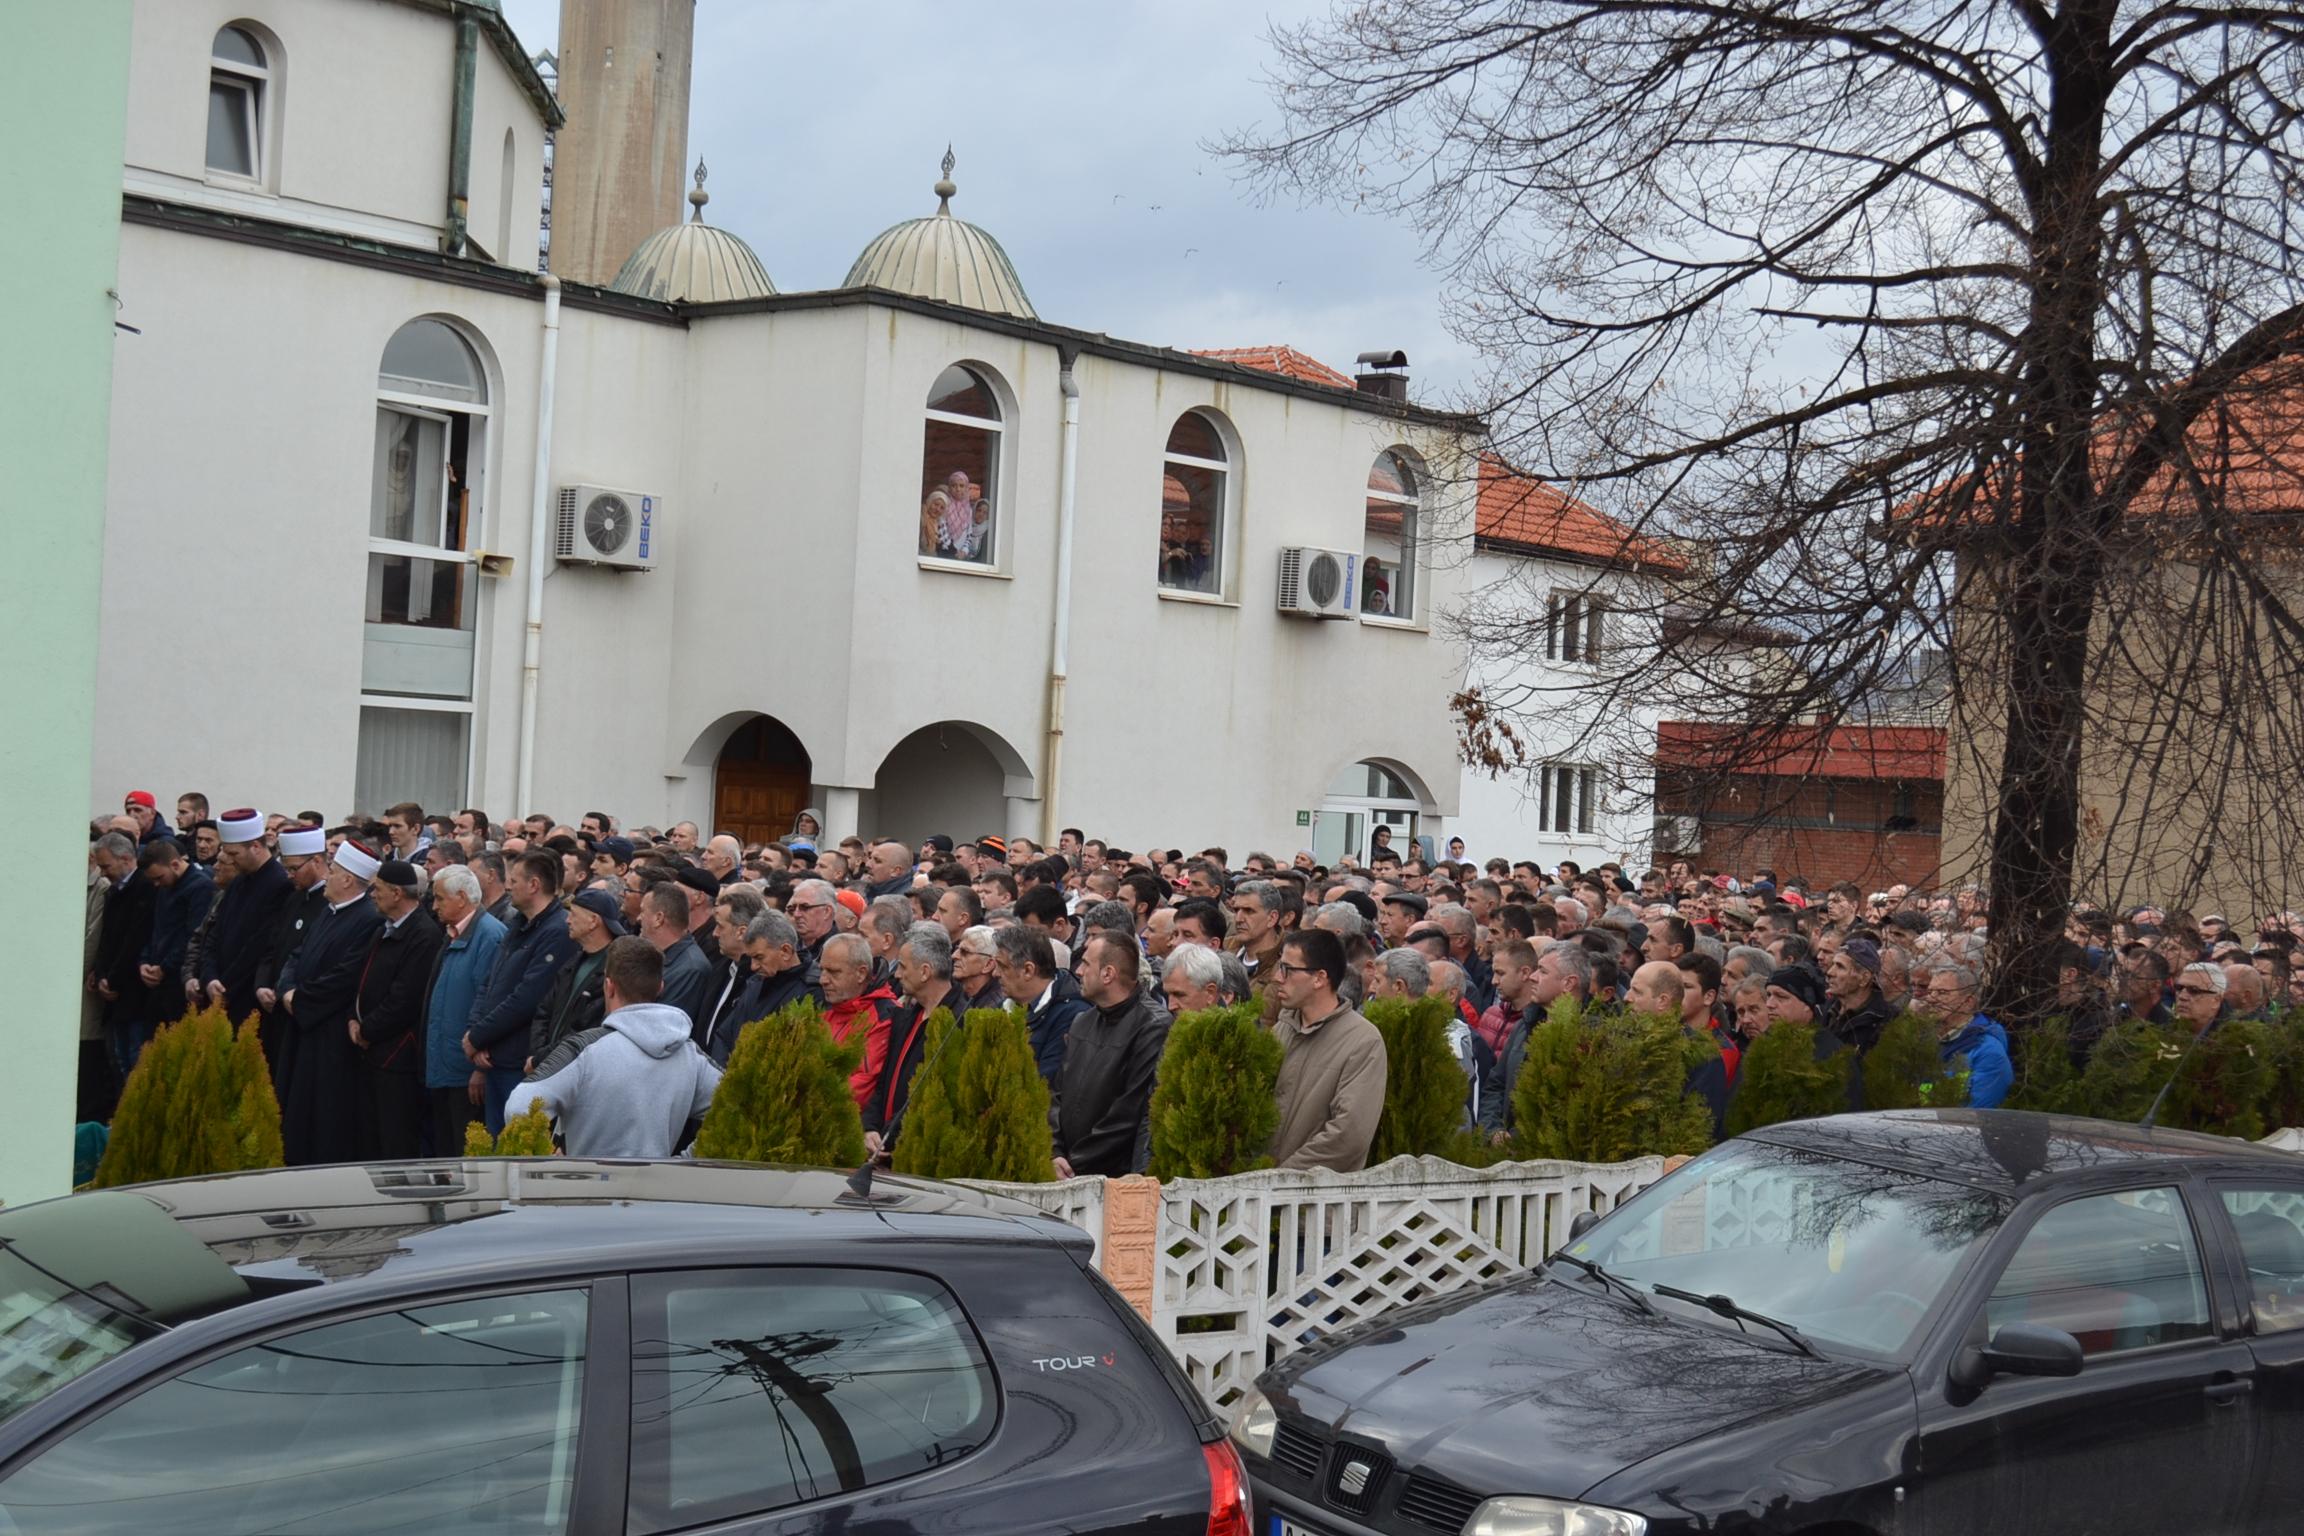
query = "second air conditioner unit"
(554, 485, 661, 571)
(1277, 545, 1356, 618)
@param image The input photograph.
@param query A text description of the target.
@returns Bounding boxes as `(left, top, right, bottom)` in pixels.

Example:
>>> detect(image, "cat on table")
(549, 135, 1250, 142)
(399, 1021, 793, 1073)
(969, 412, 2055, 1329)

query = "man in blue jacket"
(136, 837, 212, 1031)
(421, 864, 506, 1154)
(463, 849, 572, 1132)
(1920, 961, 2012, 1109)
(991, 925, 1091, 1082)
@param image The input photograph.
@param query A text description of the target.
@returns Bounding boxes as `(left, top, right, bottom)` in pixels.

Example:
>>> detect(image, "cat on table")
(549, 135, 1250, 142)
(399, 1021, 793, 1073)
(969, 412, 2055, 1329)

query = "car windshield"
(1567, 1138, 2011, 1359)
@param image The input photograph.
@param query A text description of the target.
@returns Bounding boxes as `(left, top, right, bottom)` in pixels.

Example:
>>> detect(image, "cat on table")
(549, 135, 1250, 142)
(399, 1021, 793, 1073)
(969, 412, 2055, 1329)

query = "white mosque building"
(96, 0, 1661, 867)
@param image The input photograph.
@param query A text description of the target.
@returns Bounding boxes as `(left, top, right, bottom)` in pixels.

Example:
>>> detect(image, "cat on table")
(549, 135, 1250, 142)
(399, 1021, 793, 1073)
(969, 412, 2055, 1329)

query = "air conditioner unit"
(1277, 545, 1356, 619)
(554, 484, 661, 571)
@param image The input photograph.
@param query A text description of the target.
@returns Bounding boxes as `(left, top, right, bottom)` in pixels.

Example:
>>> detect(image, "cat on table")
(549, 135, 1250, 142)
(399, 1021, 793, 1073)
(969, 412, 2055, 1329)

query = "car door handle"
(2204, 1378, 2254, 1405)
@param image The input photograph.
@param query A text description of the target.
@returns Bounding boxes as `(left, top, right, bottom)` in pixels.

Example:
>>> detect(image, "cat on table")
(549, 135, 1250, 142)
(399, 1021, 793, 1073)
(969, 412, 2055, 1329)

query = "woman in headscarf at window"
(940, 470, 977, 558)
(919, 490, 949, 556)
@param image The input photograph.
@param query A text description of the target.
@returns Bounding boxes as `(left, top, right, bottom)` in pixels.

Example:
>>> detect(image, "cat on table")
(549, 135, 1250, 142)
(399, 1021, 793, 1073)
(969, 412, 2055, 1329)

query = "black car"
(0, 1158, 1254, 1536)
(1235, 1110, 2304, 1536)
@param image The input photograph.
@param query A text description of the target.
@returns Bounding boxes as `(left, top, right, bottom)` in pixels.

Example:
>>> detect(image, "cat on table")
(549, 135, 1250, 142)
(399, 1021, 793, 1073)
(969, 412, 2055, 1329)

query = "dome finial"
(688, 157, 709, 221)
(934, 144, 957, 213)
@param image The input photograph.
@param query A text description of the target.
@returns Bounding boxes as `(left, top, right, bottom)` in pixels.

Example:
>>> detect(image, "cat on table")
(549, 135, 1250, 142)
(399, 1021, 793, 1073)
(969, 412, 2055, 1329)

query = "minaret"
(548, 0, 695, 286)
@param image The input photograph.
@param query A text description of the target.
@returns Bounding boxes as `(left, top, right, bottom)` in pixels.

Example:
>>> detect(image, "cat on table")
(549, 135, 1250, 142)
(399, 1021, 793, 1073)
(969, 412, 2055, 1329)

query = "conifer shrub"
(2079, 1014, 2273, 1136)
(2006, 1017, 2085, 1114)
(693, 999, 867, 1167)
(1364, 992, 1471, 1162)
(1147, 1002, 1282, 1180)
(1510, 999, 1712, 1162)
(93, 1007, 283, 1187)
(464, 1102, 559, 1155)
(2263, 1011, 2304, 1131)
(1864, 1013, 1971, 1110)
(1722, 1022, 1846, 1135)
(892, 1009, 1054, 1182)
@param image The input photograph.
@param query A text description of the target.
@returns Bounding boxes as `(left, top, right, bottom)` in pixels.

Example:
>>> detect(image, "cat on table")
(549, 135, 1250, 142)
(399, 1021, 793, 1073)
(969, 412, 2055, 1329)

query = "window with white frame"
(1363, 449, 1420, 621)
(1538, 763, 1600, 836)
(1159, 410, 1229, 595)
(919, 365, 1002, 567)
(360, 318, 488, 811)
(1544, 589, 1607, 663)
(206, 25, 269, 181)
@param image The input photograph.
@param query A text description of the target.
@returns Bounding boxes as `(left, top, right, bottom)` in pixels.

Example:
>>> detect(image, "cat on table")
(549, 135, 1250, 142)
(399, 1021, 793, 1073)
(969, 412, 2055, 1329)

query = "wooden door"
(712, 717, 811, 846)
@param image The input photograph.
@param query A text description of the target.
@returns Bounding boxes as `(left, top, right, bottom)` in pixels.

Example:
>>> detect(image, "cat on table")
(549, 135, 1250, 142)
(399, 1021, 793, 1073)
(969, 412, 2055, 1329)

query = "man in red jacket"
(820, 932, 894, 1108)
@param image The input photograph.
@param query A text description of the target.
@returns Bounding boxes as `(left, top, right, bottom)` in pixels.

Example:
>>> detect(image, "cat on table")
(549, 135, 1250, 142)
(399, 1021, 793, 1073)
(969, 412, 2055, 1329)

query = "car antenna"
(843, 1009, 968, 1202)
(2140, 1020, 2217, 1129)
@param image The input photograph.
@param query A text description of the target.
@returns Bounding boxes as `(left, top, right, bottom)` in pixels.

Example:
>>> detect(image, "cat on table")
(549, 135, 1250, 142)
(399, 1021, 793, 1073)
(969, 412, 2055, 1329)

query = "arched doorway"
(713, 715, 811, 845)
(1315, 759, 1431, 865)
(868, 720, 1031, 844)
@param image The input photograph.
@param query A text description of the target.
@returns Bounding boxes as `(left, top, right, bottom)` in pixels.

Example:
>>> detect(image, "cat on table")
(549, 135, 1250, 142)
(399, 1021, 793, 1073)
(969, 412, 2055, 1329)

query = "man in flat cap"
(355, 859, 446, 1158)
(277, 841, 386, 1165)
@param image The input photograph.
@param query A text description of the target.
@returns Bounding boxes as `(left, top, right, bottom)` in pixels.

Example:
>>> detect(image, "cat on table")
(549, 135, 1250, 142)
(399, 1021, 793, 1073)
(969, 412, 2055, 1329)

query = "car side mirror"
(1951, 1322, 2084, 1389)
(1567, 1210, 1601, 1242)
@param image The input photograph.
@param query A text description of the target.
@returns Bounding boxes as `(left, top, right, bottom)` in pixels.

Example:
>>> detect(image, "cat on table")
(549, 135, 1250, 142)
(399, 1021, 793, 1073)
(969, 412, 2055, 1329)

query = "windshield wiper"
(1649, 1284, 1821, 1358)
(1545, 1251, 1657, 1316)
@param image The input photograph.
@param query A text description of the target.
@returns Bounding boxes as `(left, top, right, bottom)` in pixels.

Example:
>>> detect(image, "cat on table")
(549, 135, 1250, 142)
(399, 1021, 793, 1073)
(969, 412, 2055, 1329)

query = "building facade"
(99, 0, 1490, 860)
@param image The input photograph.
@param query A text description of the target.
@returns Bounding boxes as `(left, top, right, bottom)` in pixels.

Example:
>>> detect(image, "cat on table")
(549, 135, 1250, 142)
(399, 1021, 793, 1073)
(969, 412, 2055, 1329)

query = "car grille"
(1269, 1420, 1325, 1481)
(1396, 1473, 1485, 1533)
(1325, 1446, 1395, 1516)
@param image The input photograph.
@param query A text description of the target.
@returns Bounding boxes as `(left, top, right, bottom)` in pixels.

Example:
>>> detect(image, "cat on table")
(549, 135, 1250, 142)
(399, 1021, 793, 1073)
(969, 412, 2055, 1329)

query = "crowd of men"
(84, 789, 2304, 1175)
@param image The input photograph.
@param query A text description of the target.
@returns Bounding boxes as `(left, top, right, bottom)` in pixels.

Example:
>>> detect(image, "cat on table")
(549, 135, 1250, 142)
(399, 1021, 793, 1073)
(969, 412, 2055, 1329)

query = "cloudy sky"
(496, 0, 1475, 401)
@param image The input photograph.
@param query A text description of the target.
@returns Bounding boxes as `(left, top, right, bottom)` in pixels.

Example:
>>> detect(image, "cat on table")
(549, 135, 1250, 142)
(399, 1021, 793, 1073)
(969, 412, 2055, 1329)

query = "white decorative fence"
(968, 1153, 1665, 1408)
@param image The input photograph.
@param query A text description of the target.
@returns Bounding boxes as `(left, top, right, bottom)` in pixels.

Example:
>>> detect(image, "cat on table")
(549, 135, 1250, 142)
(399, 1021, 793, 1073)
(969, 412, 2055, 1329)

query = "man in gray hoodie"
(505, 937, 721, 1158)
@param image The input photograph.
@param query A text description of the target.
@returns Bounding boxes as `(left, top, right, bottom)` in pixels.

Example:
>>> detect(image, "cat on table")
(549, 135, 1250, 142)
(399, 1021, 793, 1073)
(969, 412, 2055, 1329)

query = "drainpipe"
(1042, 350, 1082, 847)
(515, 274, 562, 814)
(441, 11, 478, 254)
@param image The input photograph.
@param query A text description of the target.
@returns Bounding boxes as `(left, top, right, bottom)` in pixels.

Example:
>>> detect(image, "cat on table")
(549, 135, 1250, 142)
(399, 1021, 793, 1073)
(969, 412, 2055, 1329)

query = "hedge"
(1148, 1001, 1283, 1179)
(892, 1009, 1054, 1182)
(692, 999, 867, 1167)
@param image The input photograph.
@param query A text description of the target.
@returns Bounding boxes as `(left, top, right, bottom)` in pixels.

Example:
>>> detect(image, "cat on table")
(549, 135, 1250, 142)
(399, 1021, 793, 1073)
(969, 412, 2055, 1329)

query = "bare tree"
(1228, 0, 2304, 1024)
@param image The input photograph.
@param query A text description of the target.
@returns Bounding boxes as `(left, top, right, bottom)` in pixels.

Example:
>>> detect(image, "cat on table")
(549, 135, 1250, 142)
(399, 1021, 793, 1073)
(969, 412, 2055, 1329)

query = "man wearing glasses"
(1268, 929, 1388, 1172)
(2172, 962, 2229, 1035)
(1916, 962, 2012, 1108)
(784, 878, 840, 986)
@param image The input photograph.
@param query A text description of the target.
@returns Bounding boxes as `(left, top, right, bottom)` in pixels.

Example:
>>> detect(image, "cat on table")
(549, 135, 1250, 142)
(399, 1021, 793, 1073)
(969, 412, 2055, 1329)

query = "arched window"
(206, 25, 269, 181)
(1159, 410, 1229, 595)
(1363, 450, 1420, 621)
(359, 319, 490, 815)
(919, 365, 1002, 567)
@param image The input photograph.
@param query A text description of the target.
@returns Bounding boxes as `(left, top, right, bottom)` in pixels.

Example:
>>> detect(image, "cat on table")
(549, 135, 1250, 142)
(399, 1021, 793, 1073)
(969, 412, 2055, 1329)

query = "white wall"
(100, 248, 1478, 856)
(125, 0, 546, 261)
(1446, 548, 1657, 870)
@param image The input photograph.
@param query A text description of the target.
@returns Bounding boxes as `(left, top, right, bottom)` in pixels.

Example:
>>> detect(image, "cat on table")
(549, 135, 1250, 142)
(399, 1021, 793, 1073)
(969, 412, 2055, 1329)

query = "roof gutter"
(515, 274, 562, 813)
(1042, 348, 1082, 847)
(442, 12, 478, 255)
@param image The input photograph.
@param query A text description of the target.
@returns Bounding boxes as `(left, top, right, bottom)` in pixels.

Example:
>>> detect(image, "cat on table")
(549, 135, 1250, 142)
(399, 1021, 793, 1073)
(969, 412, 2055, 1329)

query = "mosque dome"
(610, 160, 776, 304)
(843, 149, 1036, 320)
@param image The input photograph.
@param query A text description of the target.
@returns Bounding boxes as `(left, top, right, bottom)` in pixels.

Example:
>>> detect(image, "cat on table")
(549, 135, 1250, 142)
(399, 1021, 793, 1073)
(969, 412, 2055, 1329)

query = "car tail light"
(1204, 1439, 1253, 1536)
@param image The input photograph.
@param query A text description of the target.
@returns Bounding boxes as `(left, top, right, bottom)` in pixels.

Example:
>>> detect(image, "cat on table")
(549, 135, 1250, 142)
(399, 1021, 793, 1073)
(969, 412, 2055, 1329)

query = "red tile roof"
(1476, 456, 1688, 573)
(1656, 721, 1947, 780)
(1191, 345, 1357, 391)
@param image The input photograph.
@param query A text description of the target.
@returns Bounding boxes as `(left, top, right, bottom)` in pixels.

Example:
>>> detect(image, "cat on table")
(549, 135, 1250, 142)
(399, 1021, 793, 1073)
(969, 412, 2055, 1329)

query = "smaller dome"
(844, 149, 1036, 320)
(610, 159, 776, 304)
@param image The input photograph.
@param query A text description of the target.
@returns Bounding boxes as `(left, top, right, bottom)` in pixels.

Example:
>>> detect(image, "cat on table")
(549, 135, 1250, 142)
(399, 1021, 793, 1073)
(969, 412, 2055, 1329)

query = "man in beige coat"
(1268, 929, 1387, 1172)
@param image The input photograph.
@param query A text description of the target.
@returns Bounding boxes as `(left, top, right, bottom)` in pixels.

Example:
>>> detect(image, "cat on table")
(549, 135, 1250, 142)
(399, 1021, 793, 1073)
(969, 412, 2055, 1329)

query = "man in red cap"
(121, 790, 167, 846)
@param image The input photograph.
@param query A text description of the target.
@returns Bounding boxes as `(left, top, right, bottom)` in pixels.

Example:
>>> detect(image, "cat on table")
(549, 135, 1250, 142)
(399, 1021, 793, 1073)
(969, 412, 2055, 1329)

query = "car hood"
(1265, 1270, 1887, 1500)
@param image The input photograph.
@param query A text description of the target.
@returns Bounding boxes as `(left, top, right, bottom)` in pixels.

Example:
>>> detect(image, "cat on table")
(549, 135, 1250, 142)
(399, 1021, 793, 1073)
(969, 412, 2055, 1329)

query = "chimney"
(1355, 350, 1410, 402)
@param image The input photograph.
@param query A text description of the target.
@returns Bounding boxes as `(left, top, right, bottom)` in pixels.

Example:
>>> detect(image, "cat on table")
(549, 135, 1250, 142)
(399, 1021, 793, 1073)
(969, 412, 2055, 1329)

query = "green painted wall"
(0, 2, 132, 1204)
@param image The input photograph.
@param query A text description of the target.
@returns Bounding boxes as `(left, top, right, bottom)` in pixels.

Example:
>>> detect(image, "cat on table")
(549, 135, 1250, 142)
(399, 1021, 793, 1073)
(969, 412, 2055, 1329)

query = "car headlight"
(1226, 1385, 1277, 1460)
(1465, 1495, 1648, 1536)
